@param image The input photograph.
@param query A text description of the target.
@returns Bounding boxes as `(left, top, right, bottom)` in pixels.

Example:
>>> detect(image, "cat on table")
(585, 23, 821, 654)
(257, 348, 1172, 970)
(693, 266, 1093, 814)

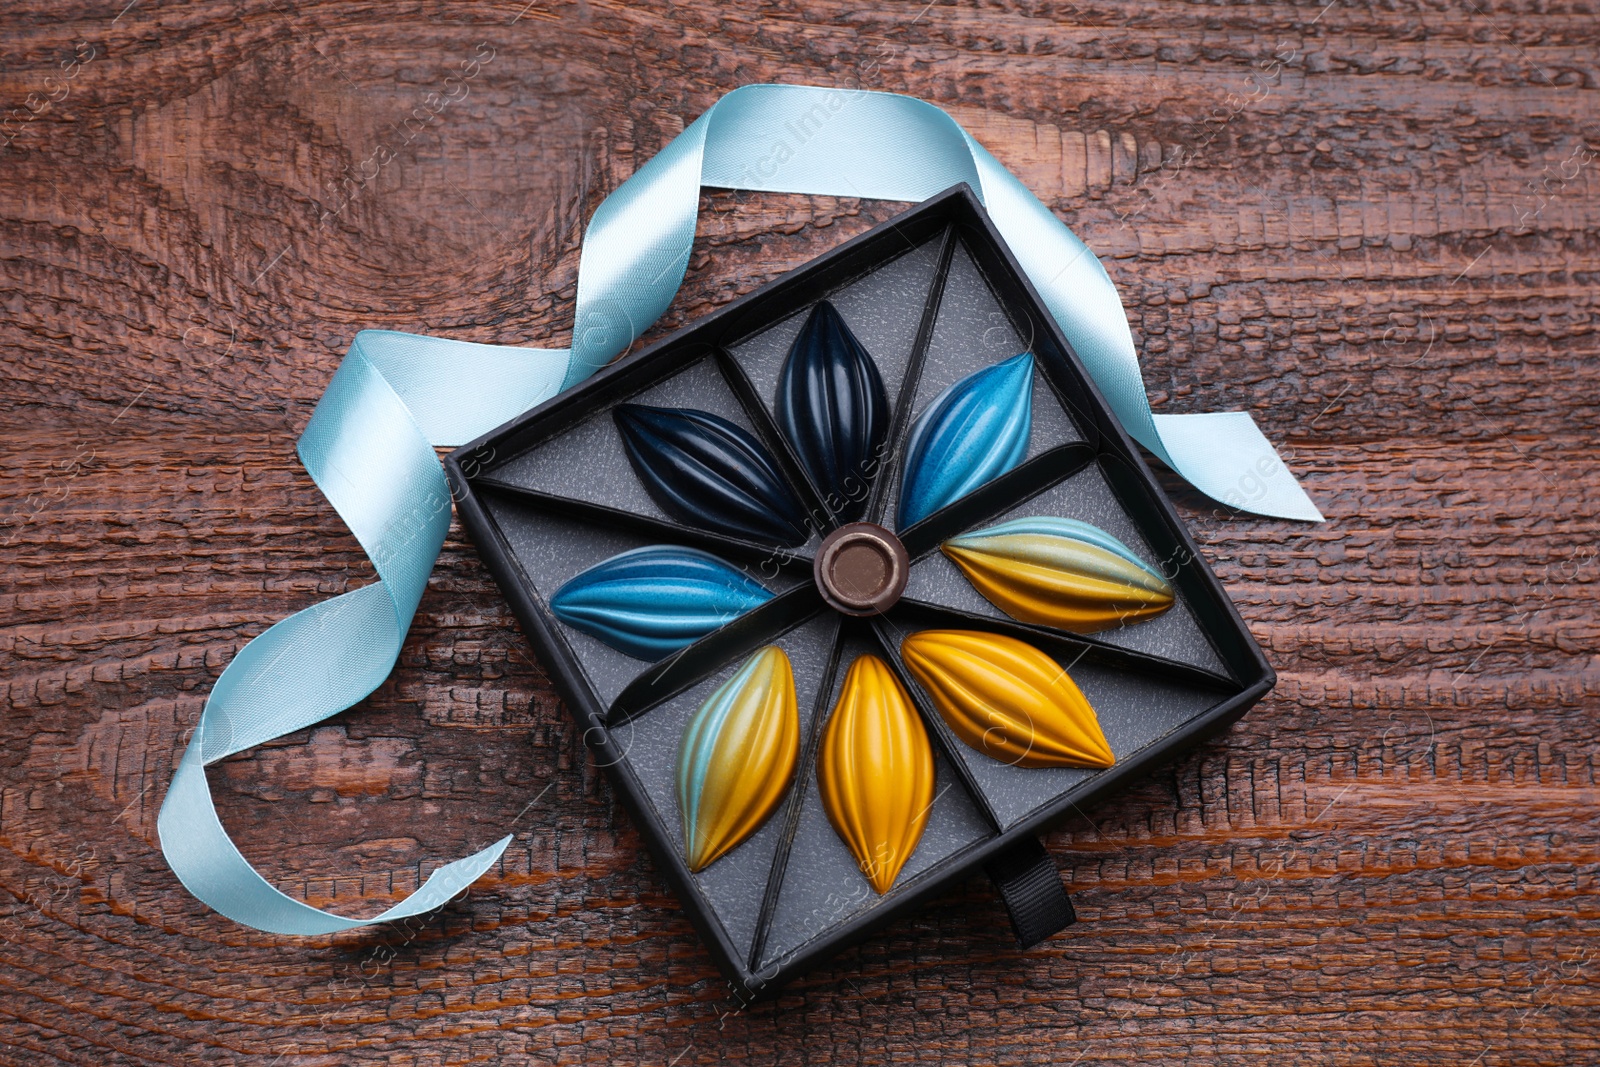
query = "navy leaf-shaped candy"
(775, 300, 889, 522)
(614, 404, 811, 546)
(896, 352, 1034, 528)
(551, 546, 774, 661)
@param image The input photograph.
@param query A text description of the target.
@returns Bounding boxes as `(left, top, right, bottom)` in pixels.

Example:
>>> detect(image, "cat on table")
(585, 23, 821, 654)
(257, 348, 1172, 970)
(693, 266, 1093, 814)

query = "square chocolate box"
(446, 185, 1274, 999)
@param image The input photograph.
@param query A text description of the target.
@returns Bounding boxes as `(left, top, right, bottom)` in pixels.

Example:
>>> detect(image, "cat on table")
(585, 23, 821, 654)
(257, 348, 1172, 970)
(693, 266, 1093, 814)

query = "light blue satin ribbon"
(158, 83, 1321, 935)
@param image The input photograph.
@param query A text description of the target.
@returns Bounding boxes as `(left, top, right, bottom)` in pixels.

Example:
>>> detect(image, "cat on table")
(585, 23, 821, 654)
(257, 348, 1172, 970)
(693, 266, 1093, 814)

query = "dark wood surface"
(3, 2, 1597, 1063)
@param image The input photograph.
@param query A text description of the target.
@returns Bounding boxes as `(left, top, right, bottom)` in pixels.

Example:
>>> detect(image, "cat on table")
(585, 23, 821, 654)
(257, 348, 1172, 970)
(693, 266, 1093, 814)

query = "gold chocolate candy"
(816, 654, 935, 894)
(900, 629, 1113, 769)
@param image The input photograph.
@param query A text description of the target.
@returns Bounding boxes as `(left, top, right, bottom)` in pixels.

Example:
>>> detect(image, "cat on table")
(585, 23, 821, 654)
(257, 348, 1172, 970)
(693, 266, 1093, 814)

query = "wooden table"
(3, 2, 1595, 1063)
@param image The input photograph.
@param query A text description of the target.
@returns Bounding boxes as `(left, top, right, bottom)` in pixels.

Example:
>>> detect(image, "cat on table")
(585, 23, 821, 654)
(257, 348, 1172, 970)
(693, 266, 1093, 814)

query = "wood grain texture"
(2, 1, 1597, 1063)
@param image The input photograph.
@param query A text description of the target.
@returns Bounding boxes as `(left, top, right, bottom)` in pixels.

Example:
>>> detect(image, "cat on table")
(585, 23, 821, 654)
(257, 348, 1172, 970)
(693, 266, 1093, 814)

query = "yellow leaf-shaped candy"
(900, 630, 1113, 770)
(942, 517, 1174, 633)
(816, 654, 935, 894)
(677, 645, 799, 872)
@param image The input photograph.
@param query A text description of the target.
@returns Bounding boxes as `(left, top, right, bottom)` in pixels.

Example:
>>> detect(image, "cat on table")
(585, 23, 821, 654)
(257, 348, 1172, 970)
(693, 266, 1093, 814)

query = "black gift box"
(445, 184, 1274, 999)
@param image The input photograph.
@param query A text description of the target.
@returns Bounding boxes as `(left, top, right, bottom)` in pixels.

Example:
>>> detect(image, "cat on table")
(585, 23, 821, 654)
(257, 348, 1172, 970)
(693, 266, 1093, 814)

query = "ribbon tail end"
(1151, 411, 1326, 523)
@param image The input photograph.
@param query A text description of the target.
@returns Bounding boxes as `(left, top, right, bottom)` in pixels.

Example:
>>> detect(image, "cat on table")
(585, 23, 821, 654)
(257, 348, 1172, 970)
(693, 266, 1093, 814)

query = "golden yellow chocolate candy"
(676, 645, 799, 872)
(941, 517, 1174, 633)
(900, 629, 1113, 769)
(816, 654, 935, 894)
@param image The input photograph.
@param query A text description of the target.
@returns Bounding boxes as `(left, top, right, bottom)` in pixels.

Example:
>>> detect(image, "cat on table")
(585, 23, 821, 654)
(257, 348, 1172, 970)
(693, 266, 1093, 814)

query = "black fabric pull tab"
(984, 836, 1076, 948)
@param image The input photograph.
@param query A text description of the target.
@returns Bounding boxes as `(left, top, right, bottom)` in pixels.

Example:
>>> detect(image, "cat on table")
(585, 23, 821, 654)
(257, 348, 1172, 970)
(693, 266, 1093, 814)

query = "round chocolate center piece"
(814, 522, 909, 616)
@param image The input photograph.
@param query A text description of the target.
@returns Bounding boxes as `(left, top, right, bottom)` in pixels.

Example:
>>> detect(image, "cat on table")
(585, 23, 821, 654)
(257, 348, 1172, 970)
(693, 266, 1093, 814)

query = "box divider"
(866, 223, 959, 527)
(747, 621, 849, 970)
(895, 442, 1099, 559)
(888, 597, 1240, 695)
(712, 346, 842, 533)
(865, 615, 1008, 833)
(474, 479, 817, 576)
(605, 589, 827, 726)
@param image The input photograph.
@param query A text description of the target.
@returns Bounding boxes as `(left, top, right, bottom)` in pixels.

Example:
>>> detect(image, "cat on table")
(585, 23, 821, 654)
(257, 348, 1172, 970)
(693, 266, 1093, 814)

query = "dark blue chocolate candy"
(774, 300, 889, 522)
(614, 403, 811, 546)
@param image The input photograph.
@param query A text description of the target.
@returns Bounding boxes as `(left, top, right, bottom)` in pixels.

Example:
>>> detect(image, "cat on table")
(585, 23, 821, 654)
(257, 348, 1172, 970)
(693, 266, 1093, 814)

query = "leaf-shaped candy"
(677, 645, 800, 872)
(816, 654, 935, 894)
(896, 352, 1034, 528)
(775, 300, 889, 522)
(614, 404, 811, 546)
(550, 546, 774, 661)
(942, 517, 1174, 633)
(900, 630, 1113, 769)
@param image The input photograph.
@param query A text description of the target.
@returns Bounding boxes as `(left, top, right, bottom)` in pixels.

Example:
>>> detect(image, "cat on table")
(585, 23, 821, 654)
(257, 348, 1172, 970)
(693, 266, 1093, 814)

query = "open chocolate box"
(446, 184, 1274, 998)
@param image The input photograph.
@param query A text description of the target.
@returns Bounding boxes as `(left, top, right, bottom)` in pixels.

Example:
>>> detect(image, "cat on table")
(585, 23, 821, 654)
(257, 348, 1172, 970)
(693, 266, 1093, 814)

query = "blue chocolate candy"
(550, 545, 774, 661)
(897, 352, 1034, 528)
